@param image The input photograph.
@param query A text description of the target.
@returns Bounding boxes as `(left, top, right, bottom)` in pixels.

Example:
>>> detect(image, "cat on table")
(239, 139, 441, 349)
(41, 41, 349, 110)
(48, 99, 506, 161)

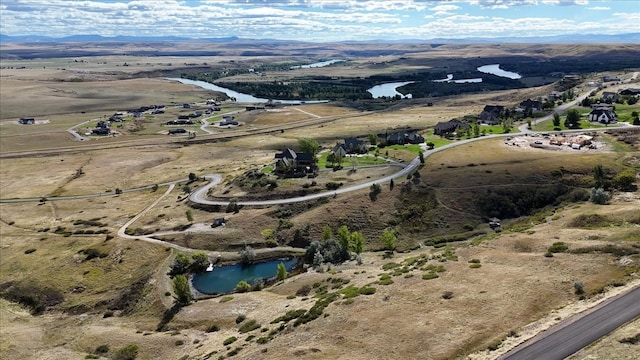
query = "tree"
(590, 187, 611, 205)
(173, 275, 191, 305)
(182, 185, 191, 193)
(473, 123, 480, 138)
(239, 245, 256, 264)
(190, 252, 209, 273)
(426, 142, 435, 150)
(368, 133, 377, 146)
(169, 253, 191, 276)
(564, 109, 581, 129)
(593, 164, 606, 189)
(298, 138, 319, 156)
(185, 209, 194, 222)
(381, 228, 396, 251)
(276, 262, 287, 281)
(188, 172, 197, 182)
(628, 97, 638, 105)
(235, 280, 251, 293)
(151, 184, 159, 192)
(552, 112, 561, 127)
(389, 178, 395, 191)
(351, 231, 364, 254)
(115, 188, 123, 195)
(322, 225, 333, 241)
(337, 225, 350, 250)
(419, 152, 425, 164)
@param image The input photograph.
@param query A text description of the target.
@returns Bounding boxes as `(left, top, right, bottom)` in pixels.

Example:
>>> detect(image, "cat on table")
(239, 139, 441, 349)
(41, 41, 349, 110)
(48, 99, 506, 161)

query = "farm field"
(1, 41, 639, 360)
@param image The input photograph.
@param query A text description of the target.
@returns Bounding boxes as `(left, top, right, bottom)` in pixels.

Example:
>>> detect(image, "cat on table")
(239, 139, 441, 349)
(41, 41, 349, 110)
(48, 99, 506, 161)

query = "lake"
(367, 81, 414, 98)
(477, 64, 522, 79)
(166, 78, 328, 104)
(191, 257, 299, 295)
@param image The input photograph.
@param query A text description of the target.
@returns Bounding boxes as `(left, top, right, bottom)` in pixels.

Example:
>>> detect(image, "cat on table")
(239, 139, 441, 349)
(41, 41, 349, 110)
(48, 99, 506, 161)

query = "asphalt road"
(500, 285, 640, 360)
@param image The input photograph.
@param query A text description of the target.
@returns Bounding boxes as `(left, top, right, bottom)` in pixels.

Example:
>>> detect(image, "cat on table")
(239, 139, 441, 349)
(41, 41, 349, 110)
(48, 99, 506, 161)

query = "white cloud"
(429, 4, 460, 12)
(587, 6, 609, 11)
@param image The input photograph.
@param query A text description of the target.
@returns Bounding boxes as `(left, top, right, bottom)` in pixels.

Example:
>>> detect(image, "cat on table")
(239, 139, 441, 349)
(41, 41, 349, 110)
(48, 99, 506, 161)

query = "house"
(96, 120, 109, 129)
(479, 105, 504, 124)
(343, 138, 367, 154)
(167, 119, 194, 125)
(588, 106, 617, 124)
(385, 131, 425, 145)
(602, 75, 620, 83)
(519, 99, 542, 111)
(168, 128, 187, 135)
(219, 118, 238, 126)
(18, 117, 35, 124)
(331, 143, 347, 159)
(601, 92, 620, 103)
(92, 127, 110, 135)
(183, 103, 192, 109)
(211, 217, 226, 228)
(548, 91, 563, 100)
(434, 120, 469, 136)
(619, 88, 640, 96)
(274, 148, 316, 176)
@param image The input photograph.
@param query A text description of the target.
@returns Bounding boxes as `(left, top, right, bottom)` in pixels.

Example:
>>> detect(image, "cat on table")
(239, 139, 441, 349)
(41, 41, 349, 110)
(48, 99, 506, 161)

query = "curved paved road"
(501, 285, 640, 360)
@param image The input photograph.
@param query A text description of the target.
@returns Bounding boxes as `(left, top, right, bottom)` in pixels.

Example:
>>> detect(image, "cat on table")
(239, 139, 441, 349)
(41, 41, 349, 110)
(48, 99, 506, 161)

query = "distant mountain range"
(1, 33, 638, 44)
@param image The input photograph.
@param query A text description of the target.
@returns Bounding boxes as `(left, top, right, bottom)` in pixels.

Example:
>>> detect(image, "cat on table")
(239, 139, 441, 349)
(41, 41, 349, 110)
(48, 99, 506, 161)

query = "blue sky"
(1, 0, 638, 41)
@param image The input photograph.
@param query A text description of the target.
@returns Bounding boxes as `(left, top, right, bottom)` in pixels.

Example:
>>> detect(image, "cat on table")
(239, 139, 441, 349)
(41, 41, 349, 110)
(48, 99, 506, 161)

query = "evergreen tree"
(276, 262, 287, 281)
(173, 275, 191, 306)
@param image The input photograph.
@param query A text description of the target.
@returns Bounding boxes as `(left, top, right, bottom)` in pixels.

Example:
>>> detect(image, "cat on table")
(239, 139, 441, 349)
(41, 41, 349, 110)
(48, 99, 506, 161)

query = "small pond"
(191, 257, 299, 295)
(477, 64, 522, 79)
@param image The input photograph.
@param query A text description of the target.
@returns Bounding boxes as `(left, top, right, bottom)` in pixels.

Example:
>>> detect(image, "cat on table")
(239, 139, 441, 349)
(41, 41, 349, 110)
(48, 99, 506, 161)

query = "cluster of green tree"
(303, 225, 367, 266)
(478, 184, 572, 219)
(494, 58, 640, 78)
(401, 73, 525, 98)
(169, 252, 210, 277)
(216, 79, 372, 100)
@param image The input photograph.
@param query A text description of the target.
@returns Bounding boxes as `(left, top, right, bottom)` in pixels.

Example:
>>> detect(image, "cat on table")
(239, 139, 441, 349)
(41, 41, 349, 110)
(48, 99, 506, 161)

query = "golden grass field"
(1, 43, 639, 360)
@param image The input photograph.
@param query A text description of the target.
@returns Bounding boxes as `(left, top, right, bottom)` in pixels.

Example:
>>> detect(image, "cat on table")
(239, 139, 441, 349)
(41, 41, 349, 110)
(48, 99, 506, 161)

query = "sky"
(1, 0, 639, 41)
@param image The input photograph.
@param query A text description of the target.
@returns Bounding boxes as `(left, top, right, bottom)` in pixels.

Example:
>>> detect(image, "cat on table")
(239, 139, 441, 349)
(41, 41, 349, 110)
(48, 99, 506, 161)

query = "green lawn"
(383, 144, 423, 154)
(317, 152, 388, 169)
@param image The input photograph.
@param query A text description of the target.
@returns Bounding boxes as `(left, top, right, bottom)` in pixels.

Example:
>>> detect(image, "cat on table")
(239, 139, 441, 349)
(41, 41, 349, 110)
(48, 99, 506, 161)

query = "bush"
(271, 309, 306, 324)
(442, 291, 454, 299)
(24, 248, 37, 254)
(590, 187, 611, 205)
(548, 242, 569, 253)
(235, 281, 251, 293)
(574, 281, 585, 295)
(239, 319, 261, 333)
(206, 324, 220, 332)
(112, 344, 138, 360)
(95, 345, 109, 354)
(223, 337, 237, 346)
(422, 273, 439, 280)
(235, 314, 246, 324)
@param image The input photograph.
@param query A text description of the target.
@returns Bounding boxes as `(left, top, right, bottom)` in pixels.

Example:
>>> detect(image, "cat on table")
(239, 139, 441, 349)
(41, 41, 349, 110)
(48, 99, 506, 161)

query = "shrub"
(175, 340, 184, 346)
(235, 281, 251, 293)
(223, 337, 237, 346)
(590, 187, 611, 205)
(235, 314, 246, 324)
(206, 324, 220, 332)
(239, 319, 261, 333)
(271, 309, 306, 324)
(574, 281, 585, 295)
(24, 248, 37, 254)
(422, 273, 439, 280)
(95, 344, 109, 354)
(296, 285, 311, 297)
(468, 259, 481, 264)
(548, 242, 569, 253)
(442, 291, 454, 299)
(469, 263, 482, 269)
(112, 344, 138, 360)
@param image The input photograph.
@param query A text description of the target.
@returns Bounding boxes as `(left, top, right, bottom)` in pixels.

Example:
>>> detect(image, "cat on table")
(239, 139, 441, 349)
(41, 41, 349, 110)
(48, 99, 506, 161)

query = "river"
(477, 64, 522, 79)
(167, 78, 328, 104)
(367, 81, 414, 98)
(291, 59, 345, 69)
